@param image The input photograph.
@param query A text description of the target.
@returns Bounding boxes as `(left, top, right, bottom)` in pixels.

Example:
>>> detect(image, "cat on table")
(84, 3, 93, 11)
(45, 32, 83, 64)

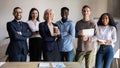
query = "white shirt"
(27, 20, 41, 38)
(98, 26, 117, 46)
(48, 24, 54, 36)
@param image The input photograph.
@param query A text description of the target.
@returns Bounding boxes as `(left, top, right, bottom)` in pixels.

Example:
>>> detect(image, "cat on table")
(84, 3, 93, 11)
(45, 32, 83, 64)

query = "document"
(82, 29, 94, 37)
(38, 62, 50, 68)
(51, 62, 66, 67)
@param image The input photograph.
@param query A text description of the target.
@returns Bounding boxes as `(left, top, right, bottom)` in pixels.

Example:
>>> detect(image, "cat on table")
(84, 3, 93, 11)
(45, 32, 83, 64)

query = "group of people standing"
(6, 5, 117, 68)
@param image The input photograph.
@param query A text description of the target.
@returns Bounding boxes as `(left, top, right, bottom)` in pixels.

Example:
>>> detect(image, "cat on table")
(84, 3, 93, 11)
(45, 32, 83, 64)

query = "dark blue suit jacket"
(6, 19, 32, 56)
(39, 22, 58, 51)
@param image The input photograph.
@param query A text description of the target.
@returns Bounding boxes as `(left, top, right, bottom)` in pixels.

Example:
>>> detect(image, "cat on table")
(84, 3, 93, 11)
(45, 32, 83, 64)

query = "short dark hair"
(61, 7, 69, 12)
(28, 8, 39, 21)
(13, 7, 22, 13)
(82, 5, 91, 11)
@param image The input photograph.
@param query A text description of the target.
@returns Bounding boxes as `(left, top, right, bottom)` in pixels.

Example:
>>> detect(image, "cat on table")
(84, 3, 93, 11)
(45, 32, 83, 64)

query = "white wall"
(0, 0, 108, 41)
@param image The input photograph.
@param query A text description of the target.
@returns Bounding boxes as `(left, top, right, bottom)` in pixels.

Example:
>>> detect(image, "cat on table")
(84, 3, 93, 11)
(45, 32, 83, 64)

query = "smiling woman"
(0, 0, 120, 68)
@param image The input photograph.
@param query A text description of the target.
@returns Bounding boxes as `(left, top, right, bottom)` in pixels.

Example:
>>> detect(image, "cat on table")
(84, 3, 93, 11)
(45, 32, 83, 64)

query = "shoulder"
(55, 20, 61, 25)
(110, 26, 116, 30)
(89, 20, 97, 27)
(76, 20, 82, 23)
(67, 19, 73, 22)
(52, 23, 58, 26)
(22, 21, 28, 24)
(76, 20, 82, 25)
(7, 20, 16, 26)
(39, 22, 45, 27)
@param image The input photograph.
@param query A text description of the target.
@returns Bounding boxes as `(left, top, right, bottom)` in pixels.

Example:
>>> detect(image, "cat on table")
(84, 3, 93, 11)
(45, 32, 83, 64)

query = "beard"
(15, 16, 22, 20)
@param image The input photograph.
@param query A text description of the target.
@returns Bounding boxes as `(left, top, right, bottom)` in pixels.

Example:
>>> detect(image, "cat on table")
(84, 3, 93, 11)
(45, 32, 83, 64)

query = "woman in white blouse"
(95, 13, 117, 68)
(27, 8, 43, 61)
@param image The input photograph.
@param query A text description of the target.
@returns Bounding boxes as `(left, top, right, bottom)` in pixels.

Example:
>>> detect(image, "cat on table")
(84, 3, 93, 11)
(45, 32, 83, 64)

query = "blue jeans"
(95, 45, 114, 68)
(60, 49, 73, 62)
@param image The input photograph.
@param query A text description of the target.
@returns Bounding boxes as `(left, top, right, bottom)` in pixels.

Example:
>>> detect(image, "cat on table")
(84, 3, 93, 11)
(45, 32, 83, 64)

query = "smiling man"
(6, 7, 32, 62)
(56, 7, 75, 62)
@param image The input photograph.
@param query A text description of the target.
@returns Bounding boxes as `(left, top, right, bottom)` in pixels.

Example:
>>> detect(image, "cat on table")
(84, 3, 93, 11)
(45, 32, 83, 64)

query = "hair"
(82, 5, 91, 11)
(43, 8, 54, 21)
(61, 7, 69, 12)
(97, 13, 117, 29)
(13, 7, 22, 13)
(28, 8, 39, 21)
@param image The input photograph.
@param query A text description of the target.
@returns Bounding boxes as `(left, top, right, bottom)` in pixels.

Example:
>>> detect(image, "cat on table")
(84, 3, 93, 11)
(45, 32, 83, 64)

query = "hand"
(78, 30, 83, 36)
(97, 40, 105, 45)
(82, 35, 88, 41)
(54, 28, 60, 36)
(56, 29, 60, 35)
(17, 31, 22, 35)
(105, 40, 112, 45)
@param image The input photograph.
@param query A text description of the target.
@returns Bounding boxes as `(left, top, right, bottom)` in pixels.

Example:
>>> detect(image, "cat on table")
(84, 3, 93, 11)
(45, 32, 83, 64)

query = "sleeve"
(111, 27, 117, 43)
(22, 23, 32, 37)
(75, 22, 82, 38)
(7, 22, 27, 41)
(62, 22, 75, 40)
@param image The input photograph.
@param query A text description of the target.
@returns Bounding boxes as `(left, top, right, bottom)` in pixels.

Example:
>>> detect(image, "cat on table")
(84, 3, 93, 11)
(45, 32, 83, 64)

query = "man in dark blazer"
(6, 7, 32, 62)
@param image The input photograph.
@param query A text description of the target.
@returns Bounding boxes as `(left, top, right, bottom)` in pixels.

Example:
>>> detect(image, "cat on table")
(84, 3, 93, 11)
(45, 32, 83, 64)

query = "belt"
(100, 44, 111, 47)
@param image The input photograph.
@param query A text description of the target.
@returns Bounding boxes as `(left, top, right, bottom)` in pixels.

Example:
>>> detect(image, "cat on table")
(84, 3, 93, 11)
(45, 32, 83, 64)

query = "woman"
(27, 8, 43, 61)
(39, 9, 60, 61)
(95, 13, 117, 68)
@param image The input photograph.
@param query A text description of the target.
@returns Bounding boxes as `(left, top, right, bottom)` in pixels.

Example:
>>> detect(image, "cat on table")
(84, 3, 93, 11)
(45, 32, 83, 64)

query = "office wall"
(108, 0, 120, 18)
(0, 0, 108, 41)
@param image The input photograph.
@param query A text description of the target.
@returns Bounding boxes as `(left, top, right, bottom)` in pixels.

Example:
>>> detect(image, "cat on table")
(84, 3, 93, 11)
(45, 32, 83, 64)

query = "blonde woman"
(39, 9, 60, 61)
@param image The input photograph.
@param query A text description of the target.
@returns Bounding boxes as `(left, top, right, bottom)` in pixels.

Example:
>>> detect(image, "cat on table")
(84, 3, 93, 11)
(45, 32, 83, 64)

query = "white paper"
(83, 29, 94, 37)
(38, 62, 50, 67)
(0, 62, 6, 67)
(51, 62, 66, 68)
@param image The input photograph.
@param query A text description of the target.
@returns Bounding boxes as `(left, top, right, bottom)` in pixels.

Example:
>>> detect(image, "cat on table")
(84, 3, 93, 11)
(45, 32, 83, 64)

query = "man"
(56, 7, 75, 62)
(6, 7, 32, 62)
(74, 5, 98, 68)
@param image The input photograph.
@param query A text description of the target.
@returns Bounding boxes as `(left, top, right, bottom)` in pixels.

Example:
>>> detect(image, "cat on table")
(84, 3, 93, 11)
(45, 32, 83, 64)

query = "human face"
(31, 10, 38, 20)
(13, 8, 22, 20)
(82, 7, 91, 17)
(45, 11, 54, 22)
(102, 15, 109, 26)
(61, 9, 69, 20)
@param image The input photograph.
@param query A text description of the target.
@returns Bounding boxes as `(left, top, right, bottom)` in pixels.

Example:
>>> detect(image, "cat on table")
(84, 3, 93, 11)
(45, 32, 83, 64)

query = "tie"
(18, 21, 22, 29)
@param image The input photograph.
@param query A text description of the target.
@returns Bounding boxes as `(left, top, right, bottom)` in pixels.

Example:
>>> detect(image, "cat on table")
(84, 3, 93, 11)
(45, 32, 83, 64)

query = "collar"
(15, 19, 22, 22)
(60, 18, 68, 23)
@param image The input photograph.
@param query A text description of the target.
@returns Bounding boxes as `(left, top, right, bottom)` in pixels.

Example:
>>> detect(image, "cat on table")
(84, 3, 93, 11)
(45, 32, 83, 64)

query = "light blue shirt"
(56, 19, 75, 52)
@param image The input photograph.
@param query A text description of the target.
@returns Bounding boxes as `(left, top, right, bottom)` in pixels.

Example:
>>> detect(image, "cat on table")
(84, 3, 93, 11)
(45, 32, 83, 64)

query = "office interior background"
(0, 0, 120, 68)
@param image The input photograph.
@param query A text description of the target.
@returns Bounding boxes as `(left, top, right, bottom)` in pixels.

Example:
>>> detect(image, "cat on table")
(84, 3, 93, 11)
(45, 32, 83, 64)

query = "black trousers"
(29, 37, 44, 61)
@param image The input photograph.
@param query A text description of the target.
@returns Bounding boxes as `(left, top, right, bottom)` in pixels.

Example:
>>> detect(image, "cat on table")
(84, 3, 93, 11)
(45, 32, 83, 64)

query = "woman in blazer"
(39, 9, 60, 61)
